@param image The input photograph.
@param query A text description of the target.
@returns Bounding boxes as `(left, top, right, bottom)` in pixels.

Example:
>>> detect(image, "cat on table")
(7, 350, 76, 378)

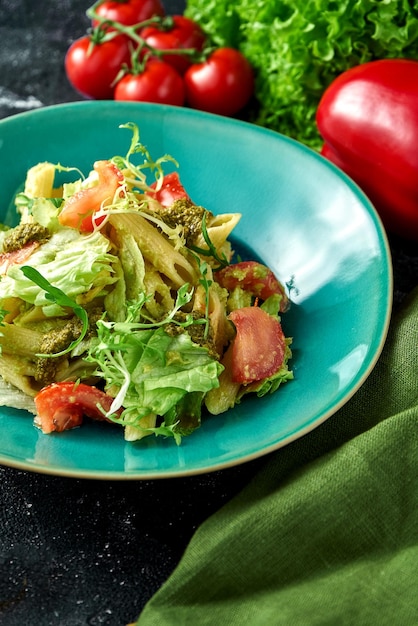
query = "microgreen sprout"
(101, 283, 197, 335)
(189, 212, 229, 269)
(21, 266, 89, 358)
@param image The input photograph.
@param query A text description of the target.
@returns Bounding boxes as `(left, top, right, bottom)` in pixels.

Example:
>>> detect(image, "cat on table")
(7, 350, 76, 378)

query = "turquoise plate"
(0, 102, 392, 479)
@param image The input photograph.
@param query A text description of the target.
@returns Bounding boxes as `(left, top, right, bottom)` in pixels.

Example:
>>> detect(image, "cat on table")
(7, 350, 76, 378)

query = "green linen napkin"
(135, 288, 418, 626)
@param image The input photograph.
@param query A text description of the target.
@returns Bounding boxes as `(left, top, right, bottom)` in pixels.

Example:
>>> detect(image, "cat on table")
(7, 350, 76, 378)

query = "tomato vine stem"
(85, 2, 202, 72)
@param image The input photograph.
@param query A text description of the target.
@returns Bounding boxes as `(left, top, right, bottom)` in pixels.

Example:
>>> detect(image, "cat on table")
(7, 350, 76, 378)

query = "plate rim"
(0, 101, 393, 479)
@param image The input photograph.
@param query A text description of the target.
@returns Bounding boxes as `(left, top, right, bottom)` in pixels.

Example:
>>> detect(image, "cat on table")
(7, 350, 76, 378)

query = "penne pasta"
(109, 212, 198, 288)
(23, 162, 56, 199)
(195, 212, 241, 259)
(0, 322, 44, 356)
(0, 377, 37, 414)
(193, 281, 231, 357)
(142, 262, 175, 319)
(0, 353, 39, 396)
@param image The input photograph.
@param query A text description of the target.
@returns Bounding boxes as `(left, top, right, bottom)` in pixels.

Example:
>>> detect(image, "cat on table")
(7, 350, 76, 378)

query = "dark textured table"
(0, 2, 417, 625)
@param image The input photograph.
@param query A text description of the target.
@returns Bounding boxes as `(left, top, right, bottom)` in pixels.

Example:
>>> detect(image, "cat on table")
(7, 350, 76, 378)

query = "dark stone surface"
(0, 1, 417, 624)
(0, 461, 262, 625)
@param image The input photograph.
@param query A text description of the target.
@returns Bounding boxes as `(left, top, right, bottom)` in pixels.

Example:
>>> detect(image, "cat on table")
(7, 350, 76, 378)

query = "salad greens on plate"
(0, 123, 293, 444)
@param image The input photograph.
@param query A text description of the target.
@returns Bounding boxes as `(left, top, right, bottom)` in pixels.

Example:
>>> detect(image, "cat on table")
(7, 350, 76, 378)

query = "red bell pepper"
(316, 59, 418, 241)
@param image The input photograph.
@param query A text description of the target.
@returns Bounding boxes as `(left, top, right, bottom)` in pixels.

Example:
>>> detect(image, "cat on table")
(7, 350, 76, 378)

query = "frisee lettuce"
(185, 0, 418, 149)
(86, 316, 223, 442)
(112, 122, 178, 192)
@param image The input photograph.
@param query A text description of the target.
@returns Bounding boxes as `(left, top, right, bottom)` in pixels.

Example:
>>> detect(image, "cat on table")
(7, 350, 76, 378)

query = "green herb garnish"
(189, 212, 229, 269)
(21, 266, 89, 358)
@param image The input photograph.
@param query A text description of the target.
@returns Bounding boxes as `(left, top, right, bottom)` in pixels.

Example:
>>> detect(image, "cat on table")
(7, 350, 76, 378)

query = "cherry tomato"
(93, 0, 165, 27)
(215, 261, 289, 312)
(35, 382, 121, 433)
(65, 34, 131, 100)
(147, 172, 190, 206)
(59, 160, 124, 232)
(114, 60, 185, 106)
(228, 306, 286, 384)
(140, 16, 206, 74)
(184, 47, 254, 116)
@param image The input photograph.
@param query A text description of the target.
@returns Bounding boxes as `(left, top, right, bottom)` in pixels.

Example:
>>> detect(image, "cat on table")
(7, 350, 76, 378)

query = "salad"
(0, 123, 293, 443)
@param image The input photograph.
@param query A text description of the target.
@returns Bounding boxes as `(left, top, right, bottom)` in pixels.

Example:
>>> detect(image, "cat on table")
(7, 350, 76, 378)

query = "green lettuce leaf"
(0, 228, 119, 315)
(13, 196, 62, 232)
(185, 0, 418, 148)
(88, 323, 223, 441)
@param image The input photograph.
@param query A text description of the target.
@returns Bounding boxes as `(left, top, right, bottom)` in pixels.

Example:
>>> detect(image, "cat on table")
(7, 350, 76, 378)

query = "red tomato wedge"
(0, 241, 39, 276)
(228, 306, 286, 384)
(34, 382, 121, 434)
(216, 261, 289, 311)
(58, 160, 124, 232)
(147, 171, 190, 207)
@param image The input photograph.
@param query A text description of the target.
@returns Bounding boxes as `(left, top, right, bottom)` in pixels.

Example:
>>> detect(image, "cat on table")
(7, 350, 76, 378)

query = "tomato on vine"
(65, 33, 131, 99)
(140, 15, 206, 74)
(184, 47, 254, 116)
(91, 0, 165, 27)
(114, 59, 185, 106)
(65, 2, 255, 118)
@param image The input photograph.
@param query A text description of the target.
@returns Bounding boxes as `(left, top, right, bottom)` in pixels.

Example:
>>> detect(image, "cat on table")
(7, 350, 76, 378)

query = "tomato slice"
(0, 241, 39, 276)
(228, 306, 286, 384)
(147, 171, 190, 207)
(215, 261, 289, 311)
(34, 382, 120, 433)
(58, 160, 124, 232)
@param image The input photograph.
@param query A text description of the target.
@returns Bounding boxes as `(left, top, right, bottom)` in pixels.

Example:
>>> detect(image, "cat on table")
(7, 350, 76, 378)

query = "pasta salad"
(0, 123, 293, 443)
